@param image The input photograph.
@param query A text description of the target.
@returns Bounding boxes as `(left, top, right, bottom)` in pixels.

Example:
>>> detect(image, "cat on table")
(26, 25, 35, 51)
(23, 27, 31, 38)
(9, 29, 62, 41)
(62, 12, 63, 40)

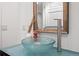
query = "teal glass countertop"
(1, 44, 79, 56)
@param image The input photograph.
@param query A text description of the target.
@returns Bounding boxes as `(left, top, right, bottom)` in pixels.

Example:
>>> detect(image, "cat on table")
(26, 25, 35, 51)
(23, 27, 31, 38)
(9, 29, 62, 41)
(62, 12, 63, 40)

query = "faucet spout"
(54, 19, 62, 52)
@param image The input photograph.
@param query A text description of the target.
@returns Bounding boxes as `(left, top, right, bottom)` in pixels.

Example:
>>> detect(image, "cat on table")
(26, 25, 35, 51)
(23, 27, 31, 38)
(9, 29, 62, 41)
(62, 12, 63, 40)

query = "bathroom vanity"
(0, 44, 79, 56)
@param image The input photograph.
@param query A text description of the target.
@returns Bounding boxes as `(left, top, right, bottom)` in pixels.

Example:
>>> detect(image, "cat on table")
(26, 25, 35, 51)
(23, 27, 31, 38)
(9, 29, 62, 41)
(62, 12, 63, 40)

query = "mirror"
(36, 2, 69, 33)
(29, 2, 69, 33)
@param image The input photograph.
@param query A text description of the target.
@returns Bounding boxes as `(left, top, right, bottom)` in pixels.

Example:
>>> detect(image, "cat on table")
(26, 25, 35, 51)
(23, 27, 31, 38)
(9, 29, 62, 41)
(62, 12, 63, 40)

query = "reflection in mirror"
(43, 2, 63, 29)
(36, 2, 69, 33)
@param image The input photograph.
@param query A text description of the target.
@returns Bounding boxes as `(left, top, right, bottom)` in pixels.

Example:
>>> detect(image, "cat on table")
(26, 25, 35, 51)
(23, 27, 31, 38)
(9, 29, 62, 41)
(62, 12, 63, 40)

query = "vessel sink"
(21, 37, 55, 55)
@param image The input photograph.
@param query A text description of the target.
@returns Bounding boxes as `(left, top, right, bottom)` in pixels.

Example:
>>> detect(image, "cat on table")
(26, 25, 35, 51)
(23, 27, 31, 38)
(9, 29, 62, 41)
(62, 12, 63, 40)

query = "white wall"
(1, 2, 21, 48)
(0, 2, 32, 48)
(17, 2, 33, 44)
(40, 2, 79, 52)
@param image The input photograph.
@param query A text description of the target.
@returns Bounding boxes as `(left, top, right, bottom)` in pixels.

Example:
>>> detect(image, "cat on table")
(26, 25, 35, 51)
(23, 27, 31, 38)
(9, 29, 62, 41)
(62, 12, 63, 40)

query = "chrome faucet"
(54, 19, 62, 52)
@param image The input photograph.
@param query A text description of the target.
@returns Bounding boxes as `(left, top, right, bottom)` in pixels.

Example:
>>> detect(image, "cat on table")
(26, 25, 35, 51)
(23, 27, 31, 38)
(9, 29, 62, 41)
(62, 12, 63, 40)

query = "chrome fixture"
(54, 19, 62, 52)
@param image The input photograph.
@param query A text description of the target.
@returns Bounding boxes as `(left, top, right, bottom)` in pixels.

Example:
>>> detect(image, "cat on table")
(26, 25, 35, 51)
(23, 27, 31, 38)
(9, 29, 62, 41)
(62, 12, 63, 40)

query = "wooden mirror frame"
(28, 2, 69, 34)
